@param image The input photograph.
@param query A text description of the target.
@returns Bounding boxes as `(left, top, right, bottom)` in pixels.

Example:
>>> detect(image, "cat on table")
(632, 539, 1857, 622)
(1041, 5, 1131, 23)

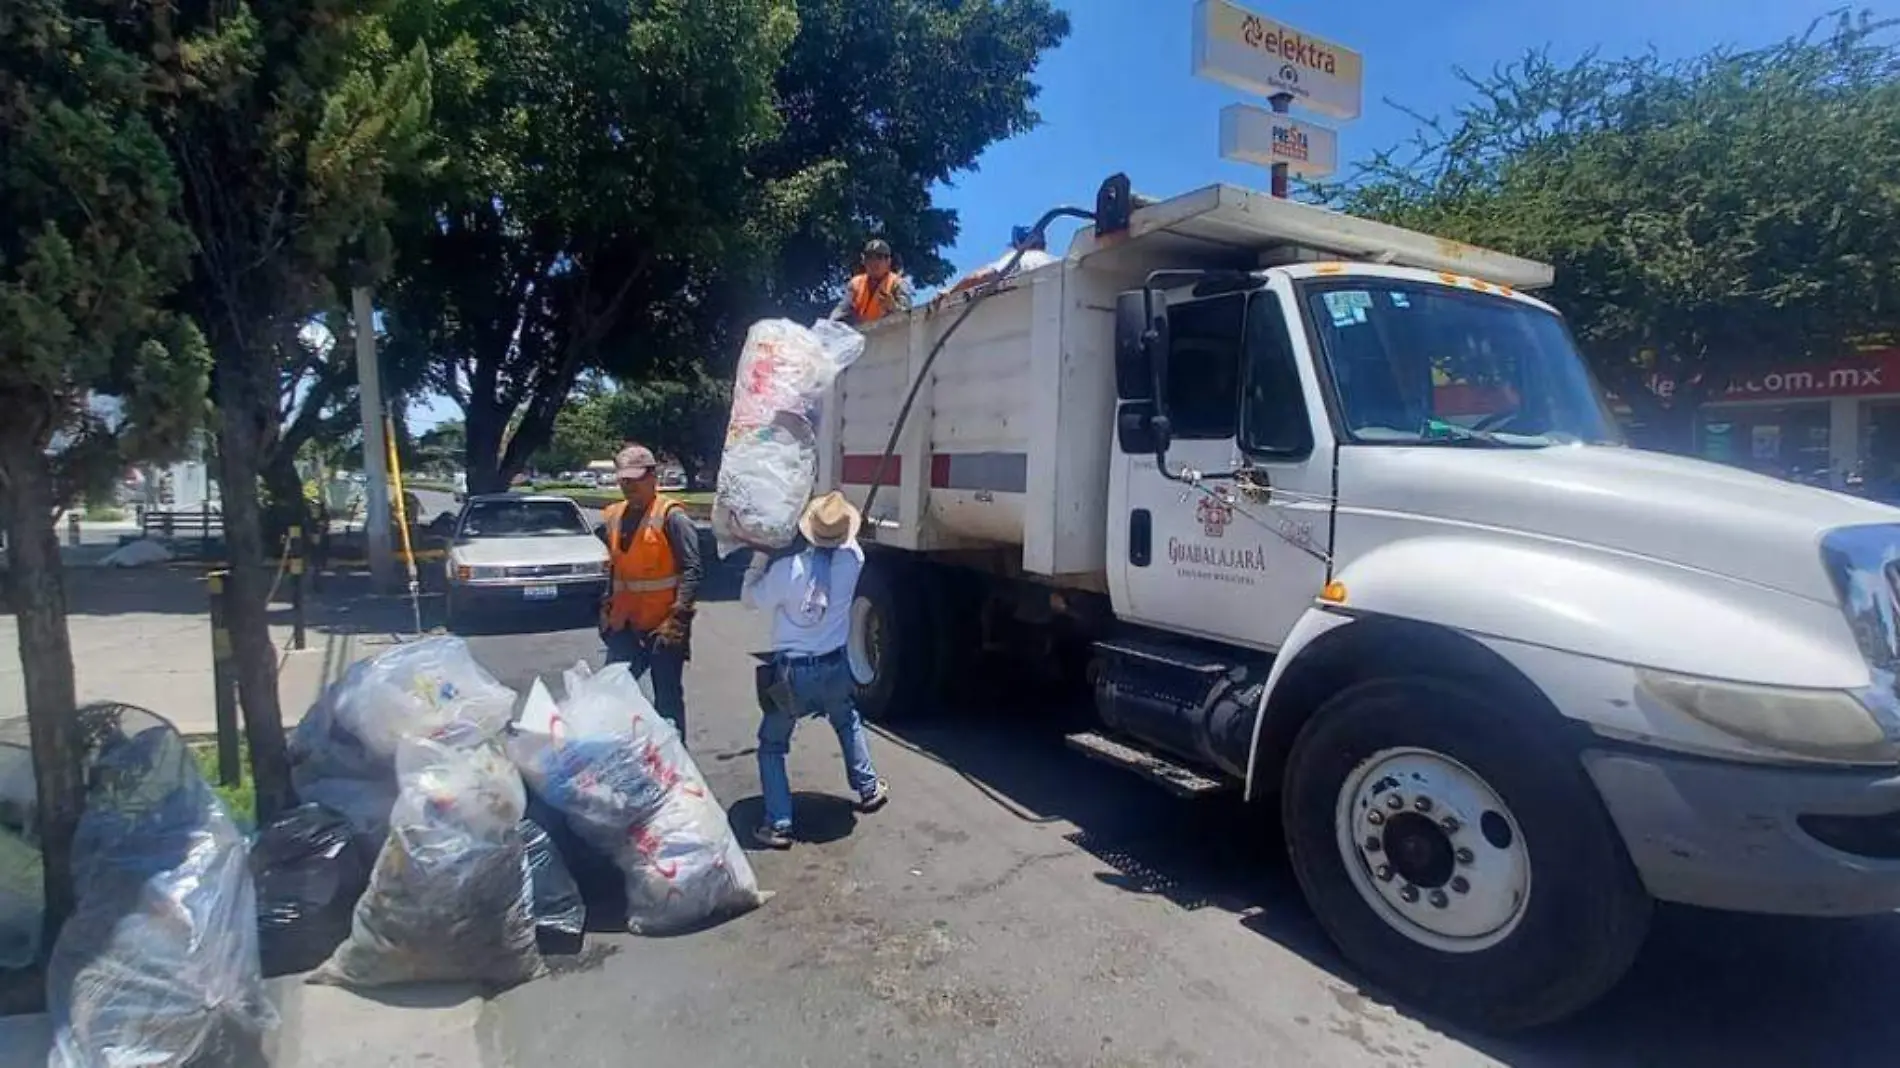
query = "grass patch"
(189, 740, 257, 828)
(519, 486, 712, 511)
(81, 504, 126, 522)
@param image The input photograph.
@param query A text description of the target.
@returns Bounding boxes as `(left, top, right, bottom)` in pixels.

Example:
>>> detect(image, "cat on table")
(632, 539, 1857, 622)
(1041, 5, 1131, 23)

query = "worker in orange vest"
(828, 239, 914, 325)
(594, 443, 702, 737)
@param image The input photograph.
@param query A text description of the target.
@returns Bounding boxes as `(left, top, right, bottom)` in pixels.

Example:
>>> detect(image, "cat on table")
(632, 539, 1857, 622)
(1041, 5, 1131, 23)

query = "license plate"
(522, 585, 558, 601)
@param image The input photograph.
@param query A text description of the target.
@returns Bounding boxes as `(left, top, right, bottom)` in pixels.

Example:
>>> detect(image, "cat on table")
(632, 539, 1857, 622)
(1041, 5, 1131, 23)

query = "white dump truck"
(814, 175, 1900, 1030)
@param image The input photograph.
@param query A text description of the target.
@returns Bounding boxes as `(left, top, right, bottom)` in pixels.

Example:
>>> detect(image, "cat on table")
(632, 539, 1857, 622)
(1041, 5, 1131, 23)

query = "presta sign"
(1219, 104, 1338, 178)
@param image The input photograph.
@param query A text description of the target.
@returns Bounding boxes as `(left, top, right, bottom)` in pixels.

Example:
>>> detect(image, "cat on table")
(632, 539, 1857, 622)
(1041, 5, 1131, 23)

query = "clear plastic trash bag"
(713, 318, 867, 557)
(290, 637, 517, 845)
(310, 730, 542, 989)
(507, 662, 768, 935)
(250, 803, 373, 977)
(47, 703, 276, 1068)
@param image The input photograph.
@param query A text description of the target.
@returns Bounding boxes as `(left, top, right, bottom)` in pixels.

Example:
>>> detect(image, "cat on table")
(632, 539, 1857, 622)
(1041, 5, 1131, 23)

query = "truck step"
(1064, 730, 1234, 799)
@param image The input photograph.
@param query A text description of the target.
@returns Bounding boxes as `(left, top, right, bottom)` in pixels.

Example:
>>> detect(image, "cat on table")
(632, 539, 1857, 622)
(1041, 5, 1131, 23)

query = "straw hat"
(799, 491, 862, 549)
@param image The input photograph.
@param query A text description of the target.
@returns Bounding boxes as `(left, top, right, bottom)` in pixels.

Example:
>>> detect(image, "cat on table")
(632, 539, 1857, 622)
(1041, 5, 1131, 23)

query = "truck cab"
(818, 177, 1900, 1031)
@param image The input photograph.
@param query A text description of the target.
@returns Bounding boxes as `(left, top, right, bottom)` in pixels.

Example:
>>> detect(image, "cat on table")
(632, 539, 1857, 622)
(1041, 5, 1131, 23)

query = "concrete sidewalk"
(0, 567, 412, 733)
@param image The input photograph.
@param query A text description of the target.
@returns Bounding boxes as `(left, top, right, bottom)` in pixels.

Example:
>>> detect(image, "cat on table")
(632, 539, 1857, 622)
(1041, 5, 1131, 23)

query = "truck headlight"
(1636, 669, 1900, 765)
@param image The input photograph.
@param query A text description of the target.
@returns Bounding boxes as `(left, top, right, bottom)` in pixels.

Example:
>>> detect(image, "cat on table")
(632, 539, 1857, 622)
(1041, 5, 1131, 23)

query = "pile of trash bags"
(2, 635, 768, 1062)
(712, 318, 866, 557)
(46, 703, 275, 1068)
(285, 636, 763, 987)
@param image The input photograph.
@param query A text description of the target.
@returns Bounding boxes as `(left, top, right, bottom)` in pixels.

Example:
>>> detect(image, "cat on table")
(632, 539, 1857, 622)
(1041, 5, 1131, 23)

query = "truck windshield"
(1301, 279, 1622, 448)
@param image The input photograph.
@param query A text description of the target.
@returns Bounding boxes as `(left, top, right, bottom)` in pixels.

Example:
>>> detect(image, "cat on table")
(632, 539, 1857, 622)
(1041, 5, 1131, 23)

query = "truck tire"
(1281, 675, 1651, 1031)
(849, 555, 937, 723)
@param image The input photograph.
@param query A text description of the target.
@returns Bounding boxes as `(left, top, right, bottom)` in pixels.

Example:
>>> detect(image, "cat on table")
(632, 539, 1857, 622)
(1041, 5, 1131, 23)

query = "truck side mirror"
(1115, 290, 1154, 401)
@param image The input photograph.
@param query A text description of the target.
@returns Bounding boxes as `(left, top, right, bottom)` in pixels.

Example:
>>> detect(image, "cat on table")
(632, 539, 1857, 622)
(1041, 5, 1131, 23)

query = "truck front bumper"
(1584, 748, 1900, 916)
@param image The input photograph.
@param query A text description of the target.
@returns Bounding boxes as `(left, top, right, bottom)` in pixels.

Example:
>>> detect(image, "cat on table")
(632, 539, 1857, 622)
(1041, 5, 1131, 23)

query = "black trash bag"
(251, 804, 373, 977)
(519, 819, 584, 946)
(47, 703, 275, 1068)
(310, 732, 543, 989)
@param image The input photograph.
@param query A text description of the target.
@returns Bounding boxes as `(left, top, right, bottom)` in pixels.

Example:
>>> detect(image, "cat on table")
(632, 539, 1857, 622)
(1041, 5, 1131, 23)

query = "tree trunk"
(213, 347, 295, 823)
(262, 447, 308, 550)
(463, 402, 509, 494)
(0, 437, 84, 953)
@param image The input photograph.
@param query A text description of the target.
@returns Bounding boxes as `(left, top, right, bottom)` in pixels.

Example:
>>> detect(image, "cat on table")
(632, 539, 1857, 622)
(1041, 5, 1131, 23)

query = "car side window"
(1240, 291, 1314, 457)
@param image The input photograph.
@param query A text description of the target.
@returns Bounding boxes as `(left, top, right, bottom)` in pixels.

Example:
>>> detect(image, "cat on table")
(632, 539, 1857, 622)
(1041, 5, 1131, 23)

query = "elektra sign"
(1191, 0, 1364, 120)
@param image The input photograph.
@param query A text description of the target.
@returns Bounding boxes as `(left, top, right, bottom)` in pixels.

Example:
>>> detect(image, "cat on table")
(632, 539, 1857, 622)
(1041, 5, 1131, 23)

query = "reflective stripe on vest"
(603, 495, 682, 632)
(850, 273, 898, 323)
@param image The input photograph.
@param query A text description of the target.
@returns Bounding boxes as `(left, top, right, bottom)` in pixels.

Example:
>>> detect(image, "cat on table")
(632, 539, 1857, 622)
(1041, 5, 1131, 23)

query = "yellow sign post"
(384, 417, 423, 633)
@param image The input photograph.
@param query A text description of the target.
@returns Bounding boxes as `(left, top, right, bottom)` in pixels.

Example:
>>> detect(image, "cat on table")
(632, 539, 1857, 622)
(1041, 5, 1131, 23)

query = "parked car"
(442, 494, 607, 631)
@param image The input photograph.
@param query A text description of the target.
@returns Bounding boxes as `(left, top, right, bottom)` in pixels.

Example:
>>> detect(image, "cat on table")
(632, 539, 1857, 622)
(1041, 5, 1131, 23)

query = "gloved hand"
(652, 605, 694, 649)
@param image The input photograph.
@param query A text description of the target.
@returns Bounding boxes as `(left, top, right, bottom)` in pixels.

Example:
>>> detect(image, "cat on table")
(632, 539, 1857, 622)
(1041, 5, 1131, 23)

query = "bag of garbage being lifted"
(311, 729, 543, 989)
(47, 703, 275, 1068)
(712, 318, 866, 558)
(508, 664, 769, 935)
(290, 636, 517, 847)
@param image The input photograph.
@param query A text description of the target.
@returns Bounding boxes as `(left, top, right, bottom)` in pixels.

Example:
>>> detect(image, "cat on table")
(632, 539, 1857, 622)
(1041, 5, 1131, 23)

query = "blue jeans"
(602, 627, 688, 737)
(758, 654, 878, 829)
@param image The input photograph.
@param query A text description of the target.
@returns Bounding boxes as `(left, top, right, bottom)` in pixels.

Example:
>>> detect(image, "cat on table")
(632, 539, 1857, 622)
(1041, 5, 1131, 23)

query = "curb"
(0, 977, 493, 1068)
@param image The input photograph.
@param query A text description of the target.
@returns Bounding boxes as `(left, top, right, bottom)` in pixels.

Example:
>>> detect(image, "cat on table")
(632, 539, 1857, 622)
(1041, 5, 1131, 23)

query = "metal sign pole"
(1269, 92, 1293, 199)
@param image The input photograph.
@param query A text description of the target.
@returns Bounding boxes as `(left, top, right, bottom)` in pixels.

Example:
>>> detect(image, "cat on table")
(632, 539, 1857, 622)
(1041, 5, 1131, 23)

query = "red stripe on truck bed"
(839, 452, 1028, 493)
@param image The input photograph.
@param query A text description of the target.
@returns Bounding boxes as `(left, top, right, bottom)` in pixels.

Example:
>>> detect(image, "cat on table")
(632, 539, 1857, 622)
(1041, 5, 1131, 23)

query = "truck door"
(1110, 283, 1333, 651)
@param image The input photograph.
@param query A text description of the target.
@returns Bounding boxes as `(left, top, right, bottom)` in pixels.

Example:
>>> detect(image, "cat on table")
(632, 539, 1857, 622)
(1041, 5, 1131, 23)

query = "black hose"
(857, 206, 1099, 533)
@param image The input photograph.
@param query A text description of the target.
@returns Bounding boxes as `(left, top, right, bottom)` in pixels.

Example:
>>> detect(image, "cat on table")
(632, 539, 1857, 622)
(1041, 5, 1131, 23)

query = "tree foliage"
(540, 371, 731, 483)
(383, 0, 1069, 490)
(380, 0, 798, 492)
(1329, 11, 1900, 447)
(104, 0, 438, 820)
(1, 0, 213, 935)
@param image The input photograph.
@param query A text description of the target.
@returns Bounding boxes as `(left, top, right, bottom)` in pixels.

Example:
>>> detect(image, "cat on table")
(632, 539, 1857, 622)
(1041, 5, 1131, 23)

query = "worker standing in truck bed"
(829, 239, 914, 325)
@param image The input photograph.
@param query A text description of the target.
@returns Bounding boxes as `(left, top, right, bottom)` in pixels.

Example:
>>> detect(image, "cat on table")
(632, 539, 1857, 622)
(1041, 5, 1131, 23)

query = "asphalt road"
(433, 574, 1900, 1068)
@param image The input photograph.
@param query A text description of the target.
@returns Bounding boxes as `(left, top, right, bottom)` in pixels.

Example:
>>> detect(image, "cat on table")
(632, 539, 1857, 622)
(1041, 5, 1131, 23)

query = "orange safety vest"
(848, 272, 901, 323)
(602, 495, 682, 632)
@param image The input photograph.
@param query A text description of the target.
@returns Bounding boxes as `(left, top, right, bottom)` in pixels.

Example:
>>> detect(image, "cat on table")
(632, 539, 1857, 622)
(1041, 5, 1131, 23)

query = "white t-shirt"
(989, 248, 1057, 276)
(741, 542, 865, 656)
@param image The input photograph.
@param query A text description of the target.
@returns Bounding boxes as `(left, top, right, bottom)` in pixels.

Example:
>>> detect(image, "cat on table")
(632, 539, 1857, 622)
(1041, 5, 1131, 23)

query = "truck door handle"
(1130, 509, 1152, 567)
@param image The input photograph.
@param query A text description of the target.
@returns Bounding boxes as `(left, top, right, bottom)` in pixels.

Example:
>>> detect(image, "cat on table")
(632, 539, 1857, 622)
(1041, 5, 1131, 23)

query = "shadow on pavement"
(727, 792, 859, 848)
(876, 660, 1900, 1068)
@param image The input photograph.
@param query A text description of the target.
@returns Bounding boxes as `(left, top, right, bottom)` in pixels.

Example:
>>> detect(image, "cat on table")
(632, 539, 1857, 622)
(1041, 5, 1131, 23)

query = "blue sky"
(412, 0, 1886, 429)
(932, 0, 1891, 274)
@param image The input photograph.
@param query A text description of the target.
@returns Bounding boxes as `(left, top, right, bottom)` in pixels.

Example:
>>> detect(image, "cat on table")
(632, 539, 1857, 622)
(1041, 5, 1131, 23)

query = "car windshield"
(460, 499, 588, 538)
(1302, 279, 1622, 448)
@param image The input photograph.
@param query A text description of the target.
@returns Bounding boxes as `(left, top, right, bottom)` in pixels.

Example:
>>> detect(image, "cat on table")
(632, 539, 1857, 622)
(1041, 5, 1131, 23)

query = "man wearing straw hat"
(741, 490, 890, 848)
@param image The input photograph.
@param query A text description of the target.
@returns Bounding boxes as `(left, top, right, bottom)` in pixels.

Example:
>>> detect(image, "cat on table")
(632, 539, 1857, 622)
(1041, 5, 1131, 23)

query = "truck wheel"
(1282, 676, 1651, 1031)
(849, 556, 935, 722)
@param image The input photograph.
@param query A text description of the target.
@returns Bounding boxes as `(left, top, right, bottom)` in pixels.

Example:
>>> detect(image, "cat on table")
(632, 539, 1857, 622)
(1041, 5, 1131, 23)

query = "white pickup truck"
(814, 175, 1900, 1030)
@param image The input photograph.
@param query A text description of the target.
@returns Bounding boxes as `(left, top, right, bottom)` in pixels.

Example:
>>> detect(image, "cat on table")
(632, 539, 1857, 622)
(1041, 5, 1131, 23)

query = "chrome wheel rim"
(1334, 747, 1531, 953)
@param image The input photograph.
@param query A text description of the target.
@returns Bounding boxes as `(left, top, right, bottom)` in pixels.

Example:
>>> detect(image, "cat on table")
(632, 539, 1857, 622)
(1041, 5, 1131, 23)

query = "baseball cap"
(614, 444, 656, 480)
(862, 239, 893, 258)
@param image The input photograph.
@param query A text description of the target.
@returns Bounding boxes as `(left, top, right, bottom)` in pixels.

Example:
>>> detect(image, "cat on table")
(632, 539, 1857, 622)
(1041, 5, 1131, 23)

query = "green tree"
(119, 2, 435, 819)
(384, 0, 1068, 490)
(381, 0, 798, 493)
(0, 0, 209, 933)
(1330, 12, 1900, 449)
(602, 371, 733, 487)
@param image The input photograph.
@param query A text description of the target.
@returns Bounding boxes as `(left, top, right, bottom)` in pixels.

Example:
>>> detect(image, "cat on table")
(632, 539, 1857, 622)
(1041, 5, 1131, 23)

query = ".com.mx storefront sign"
(1648, 349, 1900, 404)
